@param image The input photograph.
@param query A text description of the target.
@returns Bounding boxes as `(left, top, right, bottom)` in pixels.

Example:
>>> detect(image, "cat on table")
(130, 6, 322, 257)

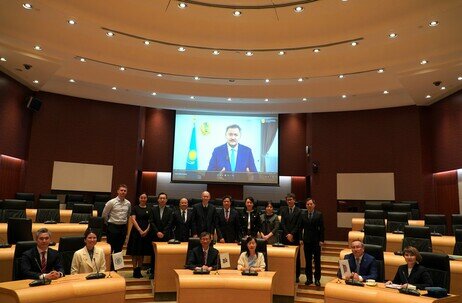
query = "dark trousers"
(107, 223, 127, 270)
(283, 237, 301, 279)
(304, 243, 321, 281)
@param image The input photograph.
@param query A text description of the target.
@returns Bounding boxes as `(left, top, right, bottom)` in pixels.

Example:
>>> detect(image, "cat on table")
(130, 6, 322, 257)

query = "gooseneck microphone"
(29, 256, 51, 286)
(398, 269, 420, 296)
(86, 257, 106, 279)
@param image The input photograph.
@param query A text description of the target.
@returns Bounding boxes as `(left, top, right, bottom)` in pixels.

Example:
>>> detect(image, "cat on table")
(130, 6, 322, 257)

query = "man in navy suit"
(172, 198, 193, 242)
(207, 124, 257, 173)
(216, 196, 240, 243)
(20, 228, 64, 280)
(280, 193, 302, 282)
(338, 240, 378, 281)
(191, 191, 217, 237)
(185, 232, 220, 270)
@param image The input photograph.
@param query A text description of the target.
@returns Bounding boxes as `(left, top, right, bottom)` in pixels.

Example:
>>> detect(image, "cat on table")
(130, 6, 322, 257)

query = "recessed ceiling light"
(298, 78, 303, 82)
(157, 73, 163, 77)
(302, 98, 307, 101)
(245, 51, 253, 57)
(144, 40, 150, 45)
(313, 48, 320, 53)
(429, 20, 439, 27)
(112, 86, 117, 90)
(458, 76, 462, 81)
(441, 86, 446, 90)
(178, 2, 187, 9)
(264, 98, 269, 102)
(426, 95, 431, 99)
(178, 47, 186, 52)
(233, 10, 242, 17)
(383, 90, 389, 94)
(190, 96, 195, 99)
(338, 74, 344, 79)
(106, 31, 114, 37)
(342, 95, 347, 99)
(194, 76, 200, 80)
(212, 50, 220, 55)
(227, 98, 232, 101)
(420, 59, 428, 65)
(33, 80, 39, 84)
(377, 68, 384, 73)
(342, 0, 348, 2)
(119, 67, 125, 71)
(80, 58, 86, 62)
(294, 6, 304, 13)
(278, 51, 285, 56)
(265, 79, 270, 83)
(151, 92, 157, 96)
(34, 45, 42, 51)
(0, 57, 6, 62)
(389, 33, 398, 39)
(69, 79, 75, 83)
(68, 19, 76, 25)
(22, 3, 32, 9)
(351, 41, 358, 46)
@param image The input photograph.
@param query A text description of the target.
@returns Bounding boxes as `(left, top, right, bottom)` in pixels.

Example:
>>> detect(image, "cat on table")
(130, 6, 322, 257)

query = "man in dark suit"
(301, 198, 324, 286)
(216, 195, 240, 243)
(149, 192, 173, 278)
(207, 124, 257, 173)
(185, 232, 220, 270)
(191, 191, 217, 237)
(280, 193, 302, 282)
(338, 240, 378, 281)
(20, 228, 64, 280)
(172, 197, 192, 242)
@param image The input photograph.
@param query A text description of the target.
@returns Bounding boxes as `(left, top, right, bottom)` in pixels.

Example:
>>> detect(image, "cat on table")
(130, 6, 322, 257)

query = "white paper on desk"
(220, 252, 231, 269)
(339, 259, 351, 279)
(385, 284, 402, 289)
(112, 252, 125, 270)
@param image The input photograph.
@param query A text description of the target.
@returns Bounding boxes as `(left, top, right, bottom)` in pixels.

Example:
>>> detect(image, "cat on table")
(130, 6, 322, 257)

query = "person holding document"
(71, 228, 106, 274)
(337, 240, 377, 282)
(237, 236, 266, 272)
(385, 246, 433, 290)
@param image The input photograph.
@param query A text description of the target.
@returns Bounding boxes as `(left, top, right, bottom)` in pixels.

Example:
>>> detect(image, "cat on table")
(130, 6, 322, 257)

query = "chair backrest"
(147, 195, 157, 204)
(363, 224, 387, 250)
(93, 194, 111, 203)
(364, 244, 385, 282)
(70, 203, 93, 223)
(13, 241, 37, 280)
(364, 202, 383, 211)
(38, 199, 60, 209)
(7, 218, 33, 244)
(88, 217, 104, 241)
(36, 199, 61, 223)
(93, 201, 107, 217)
(453, 229, 462, 255)
(391, 203, 411, 219)
(397, 201, 419, 219)
(185, 237, 202, 265)
(2, 199, 27, 209)
(403, 226, 432, 252)
(451, 215, 462, 235)
(240, 237, 268, 270)
(67, 194, 84, 202)
(420, 252, 450, 291)
(386, 212, 408, 232)
(364, 210, 385, 226)
(15, 193, 35, 208)
(40, 193, 58, 200)
(58, 236, 85, 275)
(425, 214, 447, 235)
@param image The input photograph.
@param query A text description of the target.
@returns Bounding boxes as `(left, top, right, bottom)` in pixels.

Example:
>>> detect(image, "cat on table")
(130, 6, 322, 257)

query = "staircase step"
(126, 285, 152, 294)
(125, 293, 154, 303)
(296, 288, 324, 299)
(295, 297, 324, 303)
(125, 279, 151, 286)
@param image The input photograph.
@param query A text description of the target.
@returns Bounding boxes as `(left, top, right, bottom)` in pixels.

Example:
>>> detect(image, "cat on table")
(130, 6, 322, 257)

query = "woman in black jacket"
(240, 197, 261, 238)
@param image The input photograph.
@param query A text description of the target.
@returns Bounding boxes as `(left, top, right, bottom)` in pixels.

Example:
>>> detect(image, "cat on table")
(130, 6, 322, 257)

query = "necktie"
(182, 210, 186, 222)
(160, 207, 163, 219)
(230, 148, 236, 171)
(309, 212, 312, 220)
(355, 258, 360, 272)
(225, 210, 229, 222)
(203, 250, 207, 265)
(41, 251, 46, 273)
(289, 207, 293, 215)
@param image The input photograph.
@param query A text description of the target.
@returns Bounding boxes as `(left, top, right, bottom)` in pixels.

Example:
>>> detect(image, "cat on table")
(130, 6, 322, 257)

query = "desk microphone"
(398, 269, 420, 296)
(29, 257, 51, 286)
(86, 257, 106, 279)
(44, 213, 57, 224)
(168, 226, 181, 244)
(272, 230, 285, 247)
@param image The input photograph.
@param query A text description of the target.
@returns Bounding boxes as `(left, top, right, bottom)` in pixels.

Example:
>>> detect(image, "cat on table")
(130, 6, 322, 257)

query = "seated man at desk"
(20, 228, 64, 280)
(185, 232, 220, 271)
(337, 240, 377, 282)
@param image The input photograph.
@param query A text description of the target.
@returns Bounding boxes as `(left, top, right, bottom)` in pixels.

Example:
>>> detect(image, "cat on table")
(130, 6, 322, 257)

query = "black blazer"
(240, 210, 261, 238)
(216, 208, 240, 243)
(185, 246, 220, 270)
(172, 208, 193, 242)
(191, 203, 217, 236)
(301, 210, 324, 245)
(392, 263, 433, 290)
(149, 206, 173, 241)
(20, 247, 64, 279)
(280, 206, 302, 243)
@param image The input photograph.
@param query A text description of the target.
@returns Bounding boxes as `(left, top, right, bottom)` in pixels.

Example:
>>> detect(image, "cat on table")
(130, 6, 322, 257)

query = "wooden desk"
(348, 231, 455, 254)
(340, 249, 462, 296)
(324, 279, 460, 303)
(0, 242, 111, 282)
(175, 269, 275, 303)
(153, 242, 297, 300)
(352, 218, 424, 231)
(25, 209, 98, 223)
(0, 272, 125, 303)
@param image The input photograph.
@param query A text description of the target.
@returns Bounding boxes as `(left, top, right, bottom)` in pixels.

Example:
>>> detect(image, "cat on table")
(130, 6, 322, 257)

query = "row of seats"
(364, 201, 419, 219)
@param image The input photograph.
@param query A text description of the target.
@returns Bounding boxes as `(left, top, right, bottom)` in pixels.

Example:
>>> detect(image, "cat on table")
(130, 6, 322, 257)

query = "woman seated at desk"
(237, 236, 266, 272)
(71, 228, 106, 274)
(385, 246, 433, 290)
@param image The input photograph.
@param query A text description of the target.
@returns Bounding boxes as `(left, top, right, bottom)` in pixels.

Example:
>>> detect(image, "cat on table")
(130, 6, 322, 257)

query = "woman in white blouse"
(237, 236, 266, 272)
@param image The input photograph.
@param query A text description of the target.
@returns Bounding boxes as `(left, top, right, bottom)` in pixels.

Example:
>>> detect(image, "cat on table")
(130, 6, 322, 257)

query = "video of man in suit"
(172, 112, 279, 185)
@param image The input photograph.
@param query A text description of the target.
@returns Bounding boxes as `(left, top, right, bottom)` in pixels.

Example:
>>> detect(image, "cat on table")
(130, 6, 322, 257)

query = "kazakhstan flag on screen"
(186, 123, 198, 170)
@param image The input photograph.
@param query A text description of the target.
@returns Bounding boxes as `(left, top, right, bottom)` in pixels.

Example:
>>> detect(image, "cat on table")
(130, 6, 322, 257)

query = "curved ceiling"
(0, 0, 461, 113)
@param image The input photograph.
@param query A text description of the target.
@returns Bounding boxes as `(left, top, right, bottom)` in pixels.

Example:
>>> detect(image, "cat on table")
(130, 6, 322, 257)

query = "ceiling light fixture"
(157, 73, 163, 77)
(112, 86, 117, 90)
(294, 6, 304, 13)
(265, 79, 270, 83)
(264, 98, 269, 102)
(441, 86, 446, 90)
(298, 78, 303, 82)
(351, 41, 358, 46)
(34, 45, 42, 51)
(119, 67, 125, 71)
(227, 98, 232, 101)
(383, 90, 389, 94)
(212, 50, 220, 55)
(245, 51, 253, 57)
(0, 57, 6, 62)
(425, 95, 431, 99)
(338, 74, 344, 79)
(377, 68, 384, 73)
(80, 58, 86, 62)
(429, 20, 439, 27)
(458, 76, 462, 81)
(68, 19, 76, 25)
(233, 10, 242, 17)
(151, 92, 157, 96)
(388, 33, 398, 38)
(106, 31, 114, 37)
(190, 96, 195, 99)
(278, 51, 285, 56)
(342, 95, 347, 99)
(33, 80, 39, 84)
(194, 76, 200, 80)
(302, 98, 307, 101)
(313, 48, 320, 53)
(22, 3, 32, 9)
(178, 2, 187, 9)
(178, 47, 186, 52)
(144, 40, 150, 45)
(420, 59, 428, 65)
(69, 79, 75, 83)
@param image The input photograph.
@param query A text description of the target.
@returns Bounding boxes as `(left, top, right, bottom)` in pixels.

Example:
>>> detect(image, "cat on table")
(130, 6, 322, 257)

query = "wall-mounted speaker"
(26, 96, 42, 112)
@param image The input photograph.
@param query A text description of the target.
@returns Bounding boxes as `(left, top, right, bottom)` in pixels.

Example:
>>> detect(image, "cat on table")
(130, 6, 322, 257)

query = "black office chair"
(364, 244, 385, 282)
(453, 229, 462, 255)
(66, 194, 85, 210)
(420, 252, 450, 292)
(70, 204, 93, 223)
(364, 202, 383, 211)
(364, 210, 385, 226)
(0, 200, 27, 222)
(386, 212, 408, 233)
(12, 241, 37, 280)
(7, 218, 33, 244)
(147, 195, 157, 204)
(40, 193, 58, 200)
(424, 214, 447, 235)
(363, 224, 387, 251)
(256, 200, 268, 214)
(36, 199, 61, 223)
(234, 200, 245, 208)
(451, 214, 462, 235)
(15, 193, 35, 208)
(391, 203, 411, 219)
(403, 226, 432, 252)
(240, 237, 268, 271)
(58, 236, 85, 275)
(88, 216, 105, 241)
(185, 237, 209, 267)
(398, 201, 420, 219)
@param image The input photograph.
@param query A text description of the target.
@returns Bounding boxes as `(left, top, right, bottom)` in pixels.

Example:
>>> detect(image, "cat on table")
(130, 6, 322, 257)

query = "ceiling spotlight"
(429, 20, 439, 27)
(298, 78, 303, 82)
(34, 45, 42, 51)
(157, 73, 163, 77)
(313, 48, 320, 53)
(383, 90, 389, 94)
(425, 95, 431, 99)
(0, 57, 6, 62)
(178, 2, 187, 9)
(342, 94, 347, 99)
(190, 96, 195, 99)
(458, 76, 462, 81)
(265, 79, 270, 83)
(351, 41, 358, 46)
(144, 40, 150, 45)
(151, 92, 157, 96)
(245, 51, 253, 57)
(68, 19, 76, 25)
(178, 47, 186, 52)
(227, 98, 232, 101)
(106, 31, 114, 37)
(69, 79, 75, 83)
(294, 6, 304, 13)
(278, 51, 285, 56)
(22, 3, 32, 9)
(420, 59, 428, 65)
(79, 58, 86, 62)
(119, 67, 125, 71)
(212, 50, 220, 55)
(302, 98, 307, 101)
(194, 76, 200, 80)
(233, 10, 242, 17)
(388, 33, 398, 39)
(338, 74, 344, 79)
(264, 98, 269, 102)
(377, 68, 384, 73)
(33, 80, 39, 84)
(112, 86, 117, 90)
(441, 86, 446, 90)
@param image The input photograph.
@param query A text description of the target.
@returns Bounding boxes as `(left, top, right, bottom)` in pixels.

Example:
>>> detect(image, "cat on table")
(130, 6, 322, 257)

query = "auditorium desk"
(0, 272, 125, 303)
(348, 230, 455, 254)
(352, 218, 424, 231)
(340, 249, 462, 296)
(153, 242, 297, 301)
(0, 242, 111, 282)
(324, 279, 459, 303)
(25, 209, 98, 223)
(175, 269, 275, 303)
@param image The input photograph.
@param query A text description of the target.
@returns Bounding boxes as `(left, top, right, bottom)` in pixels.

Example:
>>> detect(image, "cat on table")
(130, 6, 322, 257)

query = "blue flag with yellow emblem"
(186, 123, 198, 170)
